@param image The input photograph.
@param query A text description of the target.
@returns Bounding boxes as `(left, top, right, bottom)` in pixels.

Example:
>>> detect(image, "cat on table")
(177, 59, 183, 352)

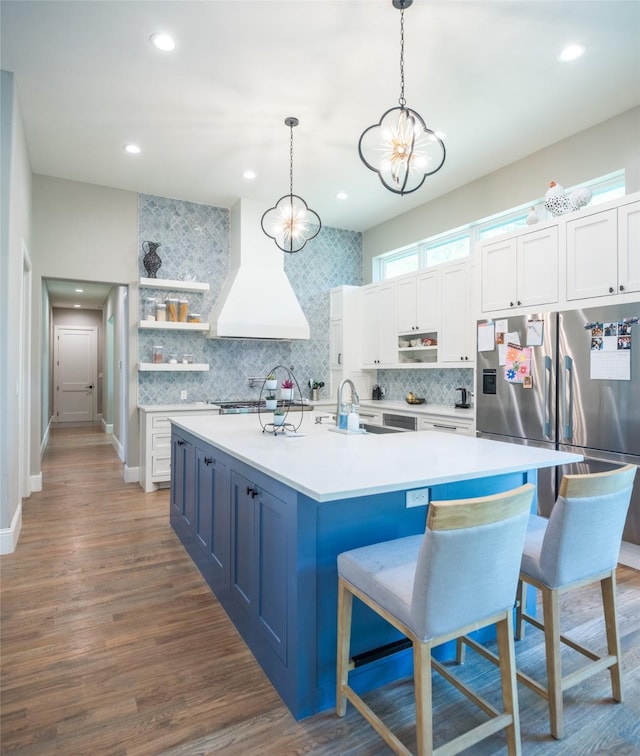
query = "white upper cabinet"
(566, 209, 618, 300)
(481, 225, 558, 313)
(361, 282, 396, 368)
(395, 270, 440, 334)
(440, 260, 475, 364)
(619, 201, 640, 295)
(567, 200, 640, 301)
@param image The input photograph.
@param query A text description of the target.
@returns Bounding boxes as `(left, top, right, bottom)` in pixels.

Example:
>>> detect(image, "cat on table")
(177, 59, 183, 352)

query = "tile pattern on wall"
(137, 195, 362, 405)
(376, 368, 474, 407)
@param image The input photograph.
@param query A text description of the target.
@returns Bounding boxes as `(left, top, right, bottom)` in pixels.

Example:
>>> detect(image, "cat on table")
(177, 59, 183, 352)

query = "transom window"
(374, 171, 625, 281)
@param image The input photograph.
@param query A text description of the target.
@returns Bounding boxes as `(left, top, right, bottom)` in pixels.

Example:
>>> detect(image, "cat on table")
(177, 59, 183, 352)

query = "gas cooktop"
(211, 400, 309, 414)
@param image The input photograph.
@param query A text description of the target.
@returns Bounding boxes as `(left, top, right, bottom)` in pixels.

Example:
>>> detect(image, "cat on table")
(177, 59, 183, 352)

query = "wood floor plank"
(2, 423, 639, 754)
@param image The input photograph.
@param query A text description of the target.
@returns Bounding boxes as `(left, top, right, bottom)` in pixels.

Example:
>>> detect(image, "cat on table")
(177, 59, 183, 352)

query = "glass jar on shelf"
(143, 297, 156, 321)
(155, 303, 167, 321)
(165, 298, 179, 322)
(178, 299, 189, 322)
(152, 345, 164, 364)
(167, 353, 178, 364)
(187, 313, 201, 323)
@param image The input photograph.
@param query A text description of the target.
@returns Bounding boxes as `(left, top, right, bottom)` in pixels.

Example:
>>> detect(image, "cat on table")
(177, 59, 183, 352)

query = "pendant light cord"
(398, 4, 406, 107)
(289, 124, 294, 196)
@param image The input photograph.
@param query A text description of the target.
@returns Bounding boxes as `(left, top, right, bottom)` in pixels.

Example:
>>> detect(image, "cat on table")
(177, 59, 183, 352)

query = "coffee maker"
(455, 387, 470, 409)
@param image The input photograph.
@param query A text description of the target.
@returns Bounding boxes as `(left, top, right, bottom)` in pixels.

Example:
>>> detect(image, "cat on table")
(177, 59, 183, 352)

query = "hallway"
(1, 425, 639, 754)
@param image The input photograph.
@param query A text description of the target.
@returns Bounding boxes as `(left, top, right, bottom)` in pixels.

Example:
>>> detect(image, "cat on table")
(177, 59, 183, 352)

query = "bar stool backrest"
(539, 464, 636, 588)
(410, 483, 534, 640)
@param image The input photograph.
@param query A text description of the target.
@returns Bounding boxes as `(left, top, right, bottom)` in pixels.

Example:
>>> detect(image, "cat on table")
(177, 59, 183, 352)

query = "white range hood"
(207, 199, 310, 340)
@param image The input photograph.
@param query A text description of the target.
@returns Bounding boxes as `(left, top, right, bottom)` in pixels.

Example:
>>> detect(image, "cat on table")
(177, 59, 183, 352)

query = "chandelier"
(358, 0, 446, 195)
(261, 117, 321, 253)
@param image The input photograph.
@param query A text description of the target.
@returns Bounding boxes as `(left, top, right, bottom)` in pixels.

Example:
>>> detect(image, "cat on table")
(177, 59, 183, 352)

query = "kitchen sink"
(360, 423, 403, 434)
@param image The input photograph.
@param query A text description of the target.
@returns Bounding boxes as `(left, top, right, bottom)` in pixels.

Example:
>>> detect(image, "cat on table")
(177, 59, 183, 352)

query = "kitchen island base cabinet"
(170, 425, 537, 720)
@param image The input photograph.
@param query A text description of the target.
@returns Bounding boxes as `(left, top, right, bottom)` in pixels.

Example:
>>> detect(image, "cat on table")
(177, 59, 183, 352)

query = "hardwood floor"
(1, 424, 639, 755)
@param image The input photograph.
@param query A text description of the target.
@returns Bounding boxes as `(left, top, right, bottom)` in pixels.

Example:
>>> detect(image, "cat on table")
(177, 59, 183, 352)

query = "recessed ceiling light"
(124, 144, 141, 154)
(150, 32, 176, 52)
(559, 43, 586, 62)
(75, 288, 84, 293)
(243, 170, 257, 180)
(336, 192, 348, 201)
(73, 304, 81, 308)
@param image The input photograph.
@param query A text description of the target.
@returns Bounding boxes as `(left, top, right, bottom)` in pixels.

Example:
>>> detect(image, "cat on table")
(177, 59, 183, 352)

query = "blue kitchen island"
(169, 412, 582, 719)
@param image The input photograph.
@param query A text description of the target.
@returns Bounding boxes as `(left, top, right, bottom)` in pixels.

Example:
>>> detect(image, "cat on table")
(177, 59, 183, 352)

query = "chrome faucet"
(336, 378, 359, 426)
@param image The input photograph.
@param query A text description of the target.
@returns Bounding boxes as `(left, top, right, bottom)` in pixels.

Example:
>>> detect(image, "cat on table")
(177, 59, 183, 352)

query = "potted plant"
(280, 377, 294, 401)
(265, 372, 278, 391)
(265, 394, 277, 410)
(273, 408, 286, 426)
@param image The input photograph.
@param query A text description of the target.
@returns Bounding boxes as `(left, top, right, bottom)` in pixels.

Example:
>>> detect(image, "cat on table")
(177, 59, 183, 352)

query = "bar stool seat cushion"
(337, 534, 421, 633)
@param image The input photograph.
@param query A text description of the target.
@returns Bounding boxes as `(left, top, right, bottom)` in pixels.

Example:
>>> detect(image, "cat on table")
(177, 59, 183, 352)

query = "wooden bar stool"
(336, 483, 534, 756)
(515, 464, 637, 738)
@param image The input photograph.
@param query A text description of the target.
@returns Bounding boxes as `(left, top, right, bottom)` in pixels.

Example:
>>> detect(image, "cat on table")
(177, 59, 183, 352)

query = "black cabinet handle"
(204, 456, 213, 466)
(510, 301, 514, 307)
(517, 300, 521, 306)
(245, 485, 259, 499)
(620, 284, 625, 291)
(609, 286, 614, 293)
(176, 440, 185, 447)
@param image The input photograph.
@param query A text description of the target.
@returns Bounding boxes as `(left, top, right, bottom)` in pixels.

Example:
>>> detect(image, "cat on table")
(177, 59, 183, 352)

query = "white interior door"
(54, 326, 98, 423)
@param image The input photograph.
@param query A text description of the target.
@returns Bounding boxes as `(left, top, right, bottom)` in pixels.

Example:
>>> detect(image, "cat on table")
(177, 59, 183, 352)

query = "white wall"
(30, 175, 139, 482)
(0, 70, 32, 550)
(362, 107, 640, 281)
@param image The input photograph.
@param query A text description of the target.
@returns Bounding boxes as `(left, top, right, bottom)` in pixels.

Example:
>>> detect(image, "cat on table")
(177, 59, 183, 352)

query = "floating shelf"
(398, 346, 437, 353)
(139, 277, 210, 292)
(138, 362, 210, 372)
(138, 321, 210, 332)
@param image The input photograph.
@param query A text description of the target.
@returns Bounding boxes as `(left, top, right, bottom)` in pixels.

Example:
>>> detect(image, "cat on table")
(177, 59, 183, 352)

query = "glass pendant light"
(261, 117, 321, 254)
(358, 0, 446, 195)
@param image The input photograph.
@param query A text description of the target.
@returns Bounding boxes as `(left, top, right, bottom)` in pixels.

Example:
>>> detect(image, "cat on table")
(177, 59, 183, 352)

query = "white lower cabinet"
(139, 406, 220, 492)
(419, 414, 474, 436)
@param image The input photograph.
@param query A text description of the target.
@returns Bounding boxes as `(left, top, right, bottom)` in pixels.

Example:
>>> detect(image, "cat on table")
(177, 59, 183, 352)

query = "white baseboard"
(0, 502, 22, 554)
(619, 541, 640, 571)
(111, 434, 124, 461)
(101, 416, 113, 434)
(30, 473, 42, 493)
(124, 465, 139, 483)
(40, 417, 51, 458)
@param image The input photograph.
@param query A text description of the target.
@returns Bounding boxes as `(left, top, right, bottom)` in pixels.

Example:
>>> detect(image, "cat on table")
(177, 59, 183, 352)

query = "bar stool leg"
(541, 586, 563, 739)
(413, 641, 433, 756)
(601, 571, 624, 702)
(515, 579, 525, 641)
(336, 578, 353, 717)
(496, 613, 522, 756)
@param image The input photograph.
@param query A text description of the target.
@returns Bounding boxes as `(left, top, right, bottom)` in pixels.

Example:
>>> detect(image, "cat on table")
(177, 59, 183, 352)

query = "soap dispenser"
(347, 403, 360, 432)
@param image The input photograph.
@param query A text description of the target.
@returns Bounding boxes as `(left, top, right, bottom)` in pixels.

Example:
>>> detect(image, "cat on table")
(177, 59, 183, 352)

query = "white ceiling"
(2, 0, 640, 306)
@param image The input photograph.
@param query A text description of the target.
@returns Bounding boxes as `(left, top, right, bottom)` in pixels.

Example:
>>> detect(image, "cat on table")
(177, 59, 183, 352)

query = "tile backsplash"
(137, 194, 362, 405)
(376, 368, 474, 407)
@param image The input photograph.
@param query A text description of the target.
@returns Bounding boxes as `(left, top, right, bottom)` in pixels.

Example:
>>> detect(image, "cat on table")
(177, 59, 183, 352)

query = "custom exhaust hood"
(207, 199, 310, 340)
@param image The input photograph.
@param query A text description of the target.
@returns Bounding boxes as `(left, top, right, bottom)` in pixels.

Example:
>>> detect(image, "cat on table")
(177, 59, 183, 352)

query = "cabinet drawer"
(151, 415, 171, 430)
(152, 454, 171, 477)
(420, 418, 473, 436)
(151, 432, 171, 452)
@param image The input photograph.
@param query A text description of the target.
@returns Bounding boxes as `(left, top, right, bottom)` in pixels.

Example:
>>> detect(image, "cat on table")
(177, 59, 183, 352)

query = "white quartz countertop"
(170, 413, 582, 503)
(311, 400, 474, 420)
(138, 403, 220, 412)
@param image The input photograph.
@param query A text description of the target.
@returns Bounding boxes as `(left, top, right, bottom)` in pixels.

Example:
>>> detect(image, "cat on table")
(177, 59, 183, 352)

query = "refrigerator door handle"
(543, 355, 552, 437)
(563, 355, 574, 440)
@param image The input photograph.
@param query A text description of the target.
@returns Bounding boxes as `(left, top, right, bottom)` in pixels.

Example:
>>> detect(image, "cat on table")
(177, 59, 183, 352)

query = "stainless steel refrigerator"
(476, 304, 640, 545)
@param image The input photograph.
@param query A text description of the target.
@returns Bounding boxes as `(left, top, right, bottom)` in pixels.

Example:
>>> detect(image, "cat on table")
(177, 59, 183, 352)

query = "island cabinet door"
(170, 432, 196, 547)
(194, 448, 230, 591)
(230, 471, 289, 665)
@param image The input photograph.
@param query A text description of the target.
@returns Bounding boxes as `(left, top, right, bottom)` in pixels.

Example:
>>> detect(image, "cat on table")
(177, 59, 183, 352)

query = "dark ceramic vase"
(142, 241, 162, 278)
